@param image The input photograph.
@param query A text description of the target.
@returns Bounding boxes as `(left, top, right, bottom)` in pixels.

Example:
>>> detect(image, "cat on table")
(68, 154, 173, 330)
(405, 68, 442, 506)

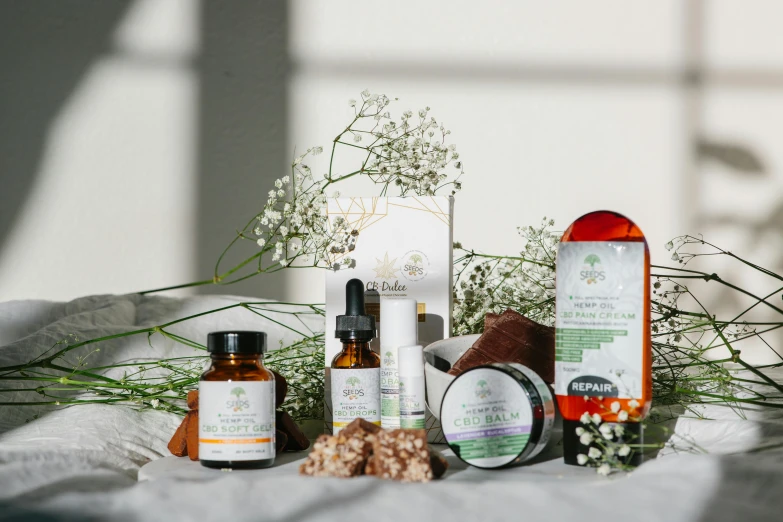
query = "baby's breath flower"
(614, 425, 625, 437)
(579, 432, 594, 445)
(610, 401, 621, 413)
(617, 410, 629, 422)
(591, 413, 602, 425)
(618, 445, 631, 457)
(588, 447, 602, 459)
(576, 454, 589, 465)
(575, 427, 585, 436)
(599, 423, 614, 439)
(151, 399, 160, 409)
(628, 399, 640, 409)
(580, 412, 592, 424)
(597, 464, 611, 476)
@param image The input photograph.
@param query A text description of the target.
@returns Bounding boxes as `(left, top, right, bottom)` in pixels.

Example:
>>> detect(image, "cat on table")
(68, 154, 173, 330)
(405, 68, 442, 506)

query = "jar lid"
(207, 331, 267, 354)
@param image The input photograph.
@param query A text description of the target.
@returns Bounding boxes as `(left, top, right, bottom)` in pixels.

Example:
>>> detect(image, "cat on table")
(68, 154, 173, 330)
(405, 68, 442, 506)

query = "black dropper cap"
(207, 331, 267, 354)
(335, 279, 376, 341)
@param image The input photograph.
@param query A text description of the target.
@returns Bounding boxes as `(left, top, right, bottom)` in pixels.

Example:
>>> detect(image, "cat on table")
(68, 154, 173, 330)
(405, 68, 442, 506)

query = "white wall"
(2, 0, 783, 332)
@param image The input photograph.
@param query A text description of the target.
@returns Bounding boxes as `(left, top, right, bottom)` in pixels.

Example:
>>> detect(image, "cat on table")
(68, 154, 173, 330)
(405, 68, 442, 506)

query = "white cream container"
(440, 363, 555, 469)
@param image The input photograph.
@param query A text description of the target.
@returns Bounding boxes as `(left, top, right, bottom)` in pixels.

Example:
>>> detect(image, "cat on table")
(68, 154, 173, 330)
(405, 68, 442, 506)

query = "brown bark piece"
(448, 308, 555, 384)
(272, 370, 287, 409)
(186, 410, 199, 461)
(167, 414, 189, 457)
(371, 429, 432, 482)
(276, 410, 310, 451)
(187, 390, 199, 410)
(276, 429, 289, 452)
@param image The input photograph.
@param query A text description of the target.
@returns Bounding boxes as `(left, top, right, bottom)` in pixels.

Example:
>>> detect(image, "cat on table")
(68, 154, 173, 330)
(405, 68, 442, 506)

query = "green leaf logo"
(584, 254, 601, 268)
(475, 379, 491, 399)
(229, 387, 247, 411)
(346, 376, 361, 387)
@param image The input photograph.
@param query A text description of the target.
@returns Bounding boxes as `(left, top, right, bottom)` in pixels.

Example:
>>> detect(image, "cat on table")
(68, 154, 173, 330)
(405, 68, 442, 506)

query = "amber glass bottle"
(199, 331, 276, 469)
(556, 211, 651, 466)
(330, 279, 381, 434)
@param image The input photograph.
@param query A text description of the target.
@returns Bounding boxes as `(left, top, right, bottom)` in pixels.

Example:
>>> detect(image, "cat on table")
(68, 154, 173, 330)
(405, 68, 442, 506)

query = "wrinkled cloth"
(1, 294, 782, 522)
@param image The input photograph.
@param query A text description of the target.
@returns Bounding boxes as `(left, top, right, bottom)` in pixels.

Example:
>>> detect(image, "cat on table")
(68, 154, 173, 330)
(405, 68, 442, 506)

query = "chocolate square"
(370, 429, 432, 482)
(448, 309, 555, 383)
(299, 433, 372, 478)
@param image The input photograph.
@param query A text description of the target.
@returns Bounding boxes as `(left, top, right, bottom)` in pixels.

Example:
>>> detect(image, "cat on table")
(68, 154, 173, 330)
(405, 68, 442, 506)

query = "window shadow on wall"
(195, 1, 289, 301)
(0, 1, 131, 279)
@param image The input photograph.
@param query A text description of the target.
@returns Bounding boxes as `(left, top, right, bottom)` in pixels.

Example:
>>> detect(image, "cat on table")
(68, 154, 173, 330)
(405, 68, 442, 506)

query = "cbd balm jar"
(440, 363, 555, 469)
(199, 331, 276, 469)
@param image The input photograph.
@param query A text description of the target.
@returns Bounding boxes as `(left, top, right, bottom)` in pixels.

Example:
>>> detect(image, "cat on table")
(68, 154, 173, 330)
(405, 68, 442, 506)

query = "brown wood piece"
(186, 410, 199, 461)
(167, 414, 189, 457)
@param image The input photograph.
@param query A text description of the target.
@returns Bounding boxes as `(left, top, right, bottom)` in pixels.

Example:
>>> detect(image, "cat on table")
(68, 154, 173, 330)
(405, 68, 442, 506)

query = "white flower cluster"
(265, 333, 325, 421)
(245, 90, 461, 272)
(250, 146, 356, 269)
(452, 218, 558, 335)
(349, 90, 463, 196)
(575, 399, 640, 476)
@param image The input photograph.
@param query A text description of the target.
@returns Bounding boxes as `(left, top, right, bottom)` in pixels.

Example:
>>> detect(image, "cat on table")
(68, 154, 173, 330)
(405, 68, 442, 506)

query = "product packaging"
(555, 210, 651, 466)
(324, 196, 453, 441)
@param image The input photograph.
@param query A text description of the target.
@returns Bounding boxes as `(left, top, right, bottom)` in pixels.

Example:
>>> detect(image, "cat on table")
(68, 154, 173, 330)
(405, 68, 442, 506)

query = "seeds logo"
(401, 250, 429, 282)
(475, 379, 492, 399)
(580, 254, 606, 285)
(383, 351, 395, 366)
(227, 386, 249, 412)
(343, 376, 365, 400)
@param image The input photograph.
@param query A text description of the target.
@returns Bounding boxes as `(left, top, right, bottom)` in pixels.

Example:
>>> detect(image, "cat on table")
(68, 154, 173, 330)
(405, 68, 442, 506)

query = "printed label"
(199, 381, 275, 461)
(555, 242, 645, 399)
(399, 375, 426, 429)
(441, 369, 533, 468)
(381, 349, 400, 429)
(331, 368, 381, 434)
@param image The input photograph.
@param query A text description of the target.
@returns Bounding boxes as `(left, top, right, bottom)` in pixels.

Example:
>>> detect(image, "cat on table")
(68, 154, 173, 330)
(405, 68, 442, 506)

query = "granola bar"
(371, 429, 432, 482)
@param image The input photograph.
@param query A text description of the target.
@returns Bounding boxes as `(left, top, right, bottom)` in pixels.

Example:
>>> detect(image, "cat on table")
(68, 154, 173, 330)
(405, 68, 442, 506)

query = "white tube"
(398, 344, 426, 429)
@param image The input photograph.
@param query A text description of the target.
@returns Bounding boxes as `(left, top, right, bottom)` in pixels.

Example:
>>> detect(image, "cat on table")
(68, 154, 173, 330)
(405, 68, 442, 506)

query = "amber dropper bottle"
(556, 211, 651, 466)
(330, 279, 381, 434)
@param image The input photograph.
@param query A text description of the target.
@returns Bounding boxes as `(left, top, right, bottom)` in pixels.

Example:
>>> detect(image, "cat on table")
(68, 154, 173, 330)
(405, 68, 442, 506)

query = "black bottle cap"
(563, 418, 643, 467)
(207, 331, 267, 354)
(335, 279, 376, 341)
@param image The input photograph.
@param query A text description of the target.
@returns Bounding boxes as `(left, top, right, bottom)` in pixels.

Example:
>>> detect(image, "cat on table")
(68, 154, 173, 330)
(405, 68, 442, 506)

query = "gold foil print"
(417, 302, 426, 322)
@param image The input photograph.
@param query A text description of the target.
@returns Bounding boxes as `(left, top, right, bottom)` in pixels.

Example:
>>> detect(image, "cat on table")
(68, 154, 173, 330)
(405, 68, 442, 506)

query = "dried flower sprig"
(453, 218, 558, 335)
(0, 302, 325, 423)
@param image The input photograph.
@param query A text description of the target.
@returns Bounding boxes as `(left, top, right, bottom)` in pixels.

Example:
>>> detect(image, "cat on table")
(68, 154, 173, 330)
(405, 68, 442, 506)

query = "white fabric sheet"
(1, 294, 782, 521)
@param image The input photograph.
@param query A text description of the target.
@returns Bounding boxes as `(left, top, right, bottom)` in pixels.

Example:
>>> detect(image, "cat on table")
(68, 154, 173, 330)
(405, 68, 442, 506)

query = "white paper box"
(324, 196, 453, 441)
